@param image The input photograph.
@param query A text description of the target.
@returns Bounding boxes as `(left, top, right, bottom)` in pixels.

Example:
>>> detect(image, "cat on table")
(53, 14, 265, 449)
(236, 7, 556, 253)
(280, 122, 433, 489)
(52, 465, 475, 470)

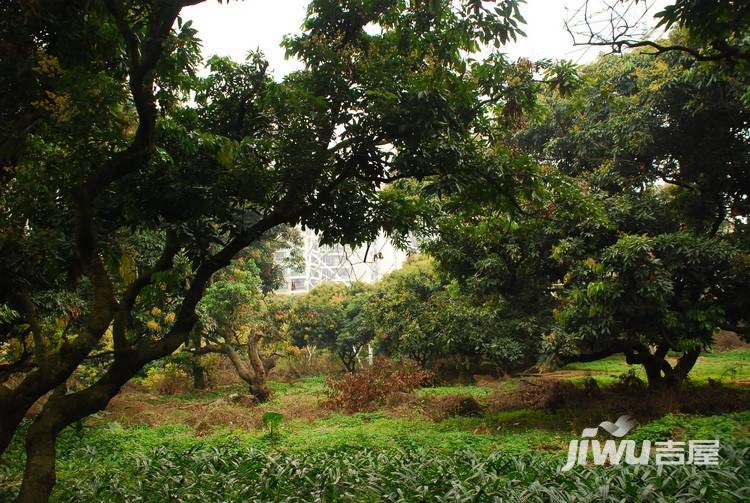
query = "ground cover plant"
(3, 437, 750, 502)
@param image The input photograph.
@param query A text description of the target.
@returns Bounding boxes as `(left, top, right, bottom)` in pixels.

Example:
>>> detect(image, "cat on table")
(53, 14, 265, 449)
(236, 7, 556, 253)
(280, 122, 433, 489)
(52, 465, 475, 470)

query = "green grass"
(270, 375, 328, 395)
(417, 378, 520, 397)
(266, 375, 329, 405)
(561, 348, 750, 384)
(416, 384, 495, 397)
(627, 411, 750, 442)
(688, 349, 750, 382)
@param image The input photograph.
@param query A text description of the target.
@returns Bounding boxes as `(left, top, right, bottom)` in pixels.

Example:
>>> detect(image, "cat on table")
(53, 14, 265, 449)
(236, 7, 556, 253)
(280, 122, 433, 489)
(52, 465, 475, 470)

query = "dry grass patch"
(102, 381, 332, 434)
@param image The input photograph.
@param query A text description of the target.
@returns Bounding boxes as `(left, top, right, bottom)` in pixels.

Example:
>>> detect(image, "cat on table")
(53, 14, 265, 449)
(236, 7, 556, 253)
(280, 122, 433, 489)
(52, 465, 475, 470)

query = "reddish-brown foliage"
(324, 358, 435, 412)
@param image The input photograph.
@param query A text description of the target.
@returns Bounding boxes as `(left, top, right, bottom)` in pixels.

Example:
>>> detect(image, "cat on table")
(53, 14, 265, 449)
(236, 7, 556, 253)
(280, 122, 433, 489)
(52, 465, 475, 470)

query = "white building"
(275, 227, 413, 293)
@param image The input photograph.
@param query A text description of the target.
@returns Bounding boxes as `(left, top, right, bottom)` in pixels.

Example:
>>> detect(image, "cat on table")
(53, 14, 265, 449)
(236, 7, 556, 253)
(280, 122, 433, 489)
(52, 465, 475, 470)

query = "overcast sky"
(183, 0, 669, 78)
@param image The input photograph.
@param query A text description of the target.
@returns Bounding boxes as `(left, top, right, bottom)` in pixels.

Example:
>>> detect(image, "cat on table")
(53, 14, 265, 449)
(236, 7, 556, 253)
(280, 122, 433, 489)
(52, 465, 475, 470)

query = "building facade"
(275, 227, 412, 293)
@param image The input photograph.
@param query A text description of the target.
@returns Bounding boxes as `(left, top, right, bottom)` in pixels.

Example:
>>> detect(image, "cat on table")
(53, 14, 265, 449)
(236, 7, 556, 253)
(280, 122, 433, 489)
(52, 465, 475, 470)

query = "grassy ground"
(560, 348, 750, 384)
(1, 348, 749, 501)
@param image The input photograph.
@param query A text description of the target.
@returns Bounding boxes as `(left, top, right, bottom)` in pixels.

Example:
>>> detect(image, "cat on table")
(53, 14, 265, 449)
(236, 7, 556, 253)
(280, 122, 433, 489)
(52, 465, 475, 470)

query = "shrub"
(261, 411, 283, 438)
(141, 363, 191, 394)
(426, 394, 484, 420)
(612, 369, 647, 392)
(324, 357, 434, 412)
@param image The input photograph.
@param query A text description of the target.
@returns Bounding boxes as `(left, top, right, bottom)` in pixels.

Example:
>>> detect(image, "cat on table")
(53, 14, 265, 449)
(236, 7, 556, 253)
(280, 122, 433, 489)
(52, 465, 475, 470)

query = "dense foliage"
(282, 256, 540, 376)
(286, 282, 376, 372)
(0, 0, 532, 498)
(408, 40, 750, 387)
(1, 434, 747, 502)
(523, 46, 750, 385)
(1, 0, 750, 501)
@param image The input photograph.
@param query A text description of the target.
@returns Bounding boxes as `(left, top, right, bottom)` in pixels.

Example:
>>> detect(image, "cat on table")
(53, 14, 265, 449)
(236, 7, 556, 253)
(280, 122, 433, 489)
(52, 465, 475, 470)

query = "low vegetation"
(3, 433, 749, 502)
(2, 349, 750, 501)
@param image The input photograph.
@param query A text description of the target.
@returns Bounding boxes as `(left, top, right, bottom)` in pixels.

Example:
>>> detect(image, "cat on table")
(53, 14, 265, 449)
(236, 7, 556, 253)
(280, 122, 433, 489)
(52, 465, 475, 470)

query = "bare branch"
(565, 0, 750, 62)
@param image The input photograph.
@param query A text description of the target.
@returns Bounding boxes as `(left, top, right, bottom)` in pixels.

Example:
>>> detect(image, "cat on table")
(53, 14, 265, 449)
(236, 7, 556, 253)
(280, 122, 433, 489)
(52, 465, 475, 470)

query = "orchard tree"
(419, 166, 598, 374)
(554, 231, 749, 387)
(193, 249, 285, 401)
(518, 46, 750, 387)
(190, 229, 296, 398)
(371, 257, 444, 366)
(372, 257, 539, 374)
(338, 285, 378, 369)
(287, 282, 375, 372)
(0, 1, 530, 499)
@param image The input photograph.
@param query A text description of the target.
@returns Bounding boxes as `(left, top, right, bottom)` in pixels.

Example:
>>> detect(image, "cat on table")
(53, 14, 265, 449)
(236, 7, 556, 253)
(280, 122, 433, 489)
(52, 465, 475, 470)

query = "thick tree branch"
(559, 344, 625, 365)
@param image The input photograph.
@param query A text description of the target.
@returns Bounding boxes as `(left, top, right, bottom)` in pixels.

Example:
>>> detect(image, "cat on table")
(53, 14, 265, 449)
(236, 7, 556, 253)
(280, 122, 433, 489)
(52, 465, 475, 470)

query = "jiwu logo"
(561, 415, 719, 471)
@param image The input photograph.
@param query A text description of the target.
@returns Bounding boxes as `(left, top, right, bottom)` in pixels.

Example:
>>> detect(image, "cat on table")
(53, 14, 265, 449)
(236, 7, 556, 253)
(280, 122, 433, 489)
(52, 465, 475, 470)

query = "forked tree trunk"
(13, 357, 137, 503)
(200, 334, 273, 402)
(16, 414, 59, 502)
(246, 334, 274, 401)
(637, 348, 700, 389)
(663, 349, 700, 388)
(0, 287, 116, 457)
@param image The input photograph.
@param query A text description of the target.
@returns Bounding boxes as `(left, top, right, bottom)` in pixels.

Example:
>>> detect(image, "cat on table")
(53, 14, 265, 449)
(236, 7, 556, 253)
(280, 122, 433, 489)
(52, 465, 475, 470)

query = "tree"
(338, 285, 378, 370)
(371, 257, 538, 375)
(0, 1, 528, 498)
(190, 230, 295, 399)
(194, 257, 277, 401)
(517, 47, 750, 386)
(287, 282, 375, 372)
(554, 231, 749, 387)
(418, 166, 599, 373)
(371, 257, 444, 367)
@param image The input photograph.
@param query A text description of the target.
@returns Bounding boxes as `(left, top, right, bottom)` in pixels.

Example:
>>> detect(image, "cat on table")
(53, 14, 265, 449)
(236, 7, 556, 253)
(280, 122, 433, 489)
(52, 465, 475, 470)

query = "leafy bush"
(261, 411, 283, 437)
(141, 363, 191, 394)
(324, 358, 435, 412)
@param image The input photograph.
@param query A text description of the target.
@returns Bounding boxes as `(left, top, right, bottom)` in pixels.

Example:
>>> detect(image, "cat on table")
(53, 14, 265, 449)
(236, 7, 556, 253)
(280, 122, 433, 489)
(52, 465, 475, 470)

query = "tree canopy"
(1, 1, 749, 501)
(0, 0, 530, 500)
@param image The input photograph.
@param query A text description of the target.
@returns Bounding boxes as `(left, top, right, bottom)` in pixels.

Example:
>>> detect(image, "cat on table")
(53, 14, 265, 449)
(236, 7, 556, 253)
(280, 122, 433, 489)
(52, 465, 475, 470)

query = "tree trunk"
(221, 338, 271, 403)
(12, 363, 130, 503)
(15, 415, 60, 503)
(664, 349, 700, 389)
(192, 362, 207, 390)
(248, 381, 270, 402)
(246, 334, 270, 401)
(0, 256, 118, 457)
(8, 210, 284, 498)
(338, 350, 356, 373)
(643, 358, 665, 388)
(641, 348, 700, 390)
(190, 331, 207, 390)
